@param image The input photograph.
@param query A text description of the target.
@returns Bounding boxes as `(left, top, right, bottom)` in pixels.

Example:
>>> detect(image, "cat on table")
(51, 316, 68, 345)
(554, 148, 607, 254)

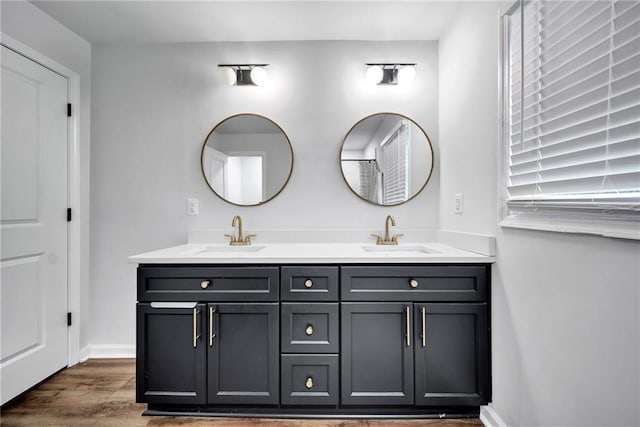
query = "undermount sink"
(361, 244, 440, 254)
(196, 244, 266, 254)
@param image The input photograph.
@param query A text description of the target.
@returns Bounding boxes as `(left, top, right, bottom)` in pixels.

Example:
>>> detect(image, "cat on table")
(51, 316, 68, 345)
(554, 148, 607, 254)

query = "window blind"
(382, 122, 410, 205)
(505, 0, 640, 218)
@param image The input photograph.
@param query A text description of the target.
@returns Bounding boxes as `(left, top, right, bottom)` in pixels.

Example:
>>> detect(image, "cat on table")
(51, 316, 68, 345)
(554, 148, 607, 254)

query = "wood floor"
(0, 359, 482, 426)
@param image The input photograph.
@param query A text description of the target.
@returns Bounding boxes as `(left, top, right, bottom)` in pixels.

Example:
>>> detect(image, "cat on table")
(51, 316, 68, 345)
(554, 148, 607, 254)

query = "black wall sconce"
(219, 64, 269, 86)
(366, 63, 416, 85)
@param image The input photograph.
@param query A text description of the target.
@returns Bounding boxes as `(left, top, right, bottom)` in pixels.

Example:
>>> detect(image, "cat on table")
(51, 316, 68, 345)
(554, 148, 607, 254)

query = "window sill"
(499, 215, 640, 241)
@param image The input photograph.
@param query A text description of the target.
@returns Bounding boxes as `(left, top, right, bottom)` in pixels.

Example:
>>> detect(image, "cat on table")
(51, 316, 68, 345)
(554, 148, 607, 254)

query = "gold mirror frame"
(339, 112, 434, 206)
(201, 113, 294, 207)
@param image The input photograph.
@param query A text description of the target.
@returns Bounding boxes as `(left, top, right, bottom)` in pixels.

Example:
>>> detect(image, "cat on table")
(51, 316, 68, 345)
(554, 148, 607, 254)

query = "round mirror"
(201, 114, 293, 206)
(340, 113, 434, 206)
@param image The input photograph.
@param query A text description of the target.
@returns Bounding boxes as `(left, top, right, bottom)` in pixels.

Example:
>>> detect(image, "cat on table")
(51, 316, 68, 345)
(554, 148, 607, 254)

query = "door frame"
(1, 34, 82, 366)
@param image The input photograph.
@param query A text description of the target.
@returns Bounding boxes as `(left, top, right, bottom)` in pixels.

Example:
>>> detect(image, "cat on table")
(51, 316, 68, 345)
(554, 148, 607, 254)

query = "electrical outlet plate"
(187, 198, 199, 215)
(455, 193, 463, 214)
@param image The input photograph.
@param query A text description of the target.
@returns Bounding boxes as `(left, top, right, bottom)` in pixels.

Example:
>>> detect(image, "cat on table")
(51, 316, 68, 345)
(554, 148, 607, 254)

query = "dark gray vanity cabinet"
(136, 263, 491, 416)
(136, 266, 280, 406)
(341, 302, 488, 406)
(207, 303, 279, 404)
(136, 303, 207, 404)
(341, 266, 490, 407)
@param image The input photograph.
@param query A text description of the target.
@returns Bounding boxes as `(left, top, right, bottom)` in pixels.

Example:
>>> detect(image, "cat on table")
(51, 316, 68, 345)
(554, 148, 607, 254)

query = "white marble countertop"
(128, 242, 494, 264)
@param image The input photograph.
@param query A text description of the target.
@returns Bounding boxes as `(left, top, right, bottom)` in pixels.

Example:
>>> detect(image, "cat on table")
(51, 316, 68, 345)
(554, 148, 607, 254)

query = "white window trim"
(498, 0, 640, 241)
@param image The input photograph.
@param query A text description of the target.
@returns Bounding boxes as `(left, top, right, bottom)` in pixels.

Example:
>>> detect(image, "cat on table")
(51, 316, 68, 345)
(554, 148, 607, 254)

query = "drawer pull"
(209, 306, 216, 347)
(421, 306, 426, 347)
(305, 377, 314, 389)
(304, 279, 313, 288)
(200, 280, 211, 289)
(192, 308, 200, 348)
(409, 279, 419, 288)
(305, 325, 314, 336)
(405, 306, 411, 346)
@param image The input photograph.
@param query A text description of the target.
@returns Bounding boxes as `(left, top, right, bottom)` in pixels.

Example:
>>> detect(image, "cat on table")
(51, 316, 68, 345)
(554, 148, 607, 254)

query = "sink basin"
(361, 244, 440, 255)
(195, 244, 266, 254)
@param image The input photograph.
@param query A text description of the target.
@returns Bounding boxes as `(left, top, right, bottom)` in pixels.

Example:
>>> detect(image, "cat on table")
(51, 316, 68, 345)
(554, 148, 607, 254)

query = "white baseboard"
(82, 344, 135, 359)
(79, 345, 91, 362)
(481, 405, 508, 427)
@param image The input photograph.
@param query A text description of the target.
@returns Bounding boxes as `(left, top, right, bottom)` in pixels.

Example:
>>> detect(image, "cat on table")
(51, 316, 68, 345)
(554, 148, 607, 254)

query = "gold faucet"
(371, 215, 403, 245)
(225, 215, 256, 246)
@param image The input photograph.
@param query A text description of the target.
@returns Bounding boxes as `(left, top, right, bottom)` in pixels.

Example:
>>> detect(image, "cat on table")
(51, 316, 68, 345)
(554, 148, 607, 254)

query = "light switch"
(187, 198, 199, 215)
(454, 193, 463, 214)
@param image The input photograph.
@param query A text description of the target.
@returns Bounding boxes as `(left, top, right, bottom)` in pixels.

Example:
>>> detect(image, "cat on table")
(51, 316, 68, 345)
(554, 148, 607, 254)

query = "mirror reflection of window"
(381, 120, 410, 205)
(340, 113, 433, 206)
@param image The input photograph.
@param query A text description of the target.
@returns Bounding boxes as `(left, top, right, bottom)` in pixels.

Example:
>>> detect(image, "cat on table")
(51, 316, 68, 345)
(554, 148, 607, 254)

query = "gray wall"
(1, 1, 92, 353)
(91, 41, 439, 347)
(439, 2, 640, 426)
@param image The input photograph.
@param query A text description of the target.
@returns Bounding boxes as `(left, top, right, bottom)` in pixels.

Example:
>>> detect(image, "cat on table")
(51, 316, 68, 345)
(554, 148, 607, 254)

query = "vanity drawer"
(137, 266, 279, 302)
(341, 265, 488, 302)
(281, 303, 339, 353)
(281, 354, 339, 405)
(281, 266, 339, 301)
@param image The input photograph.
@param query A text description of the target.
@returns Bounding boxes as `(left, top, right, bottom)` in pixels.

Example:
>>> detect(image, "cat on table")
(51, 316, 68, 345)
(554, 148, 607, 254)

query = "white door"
(0, 45, 69, 405)
(203, 146, 229, 197)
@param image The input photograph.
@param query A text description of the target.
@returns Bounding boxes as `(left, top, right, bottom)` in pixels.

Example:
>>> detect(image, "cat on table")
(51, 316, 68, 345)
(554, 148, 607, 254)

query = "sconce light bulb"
(250, 66, 268, 86)
(397, 65, 416, 84)
(224, 67, 237, 86)
(366, 65, 384, 85)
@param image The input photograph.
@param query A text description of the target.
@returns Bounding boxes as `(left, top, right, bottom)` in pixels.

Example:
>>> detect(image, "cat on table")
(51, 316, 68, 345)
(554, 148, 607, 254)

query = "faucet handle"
(391, 233, 404, 243)
(243, 234, 257, 244)
(224, 234, 236, 245)
(370, 234, 383, 245)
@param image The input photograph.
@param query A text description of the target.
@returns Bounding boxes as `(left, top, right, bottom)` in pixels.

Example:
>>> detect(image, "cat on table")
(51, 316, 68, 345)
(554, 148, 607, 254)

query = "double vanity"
(129, 63, 489, 419)
(130, 232, 493, 419)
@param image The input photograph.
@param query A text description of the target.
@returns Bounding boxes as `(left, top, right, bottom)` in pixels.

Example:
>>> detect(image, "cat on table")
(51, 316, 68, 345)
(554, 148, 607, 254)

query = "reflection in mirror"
(201, 114, 293, 206)
(340, 113, 433, 206)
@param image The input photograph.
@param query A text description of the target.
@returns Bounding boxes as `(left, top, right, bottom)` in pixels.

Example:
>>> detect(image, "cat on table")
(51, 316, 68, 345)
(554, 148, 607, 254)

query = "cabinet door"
(207, 303, 279, 404)
(414, 303, 489, 406)
(136, 303, 206, 404)
(341, 303, 413, 405)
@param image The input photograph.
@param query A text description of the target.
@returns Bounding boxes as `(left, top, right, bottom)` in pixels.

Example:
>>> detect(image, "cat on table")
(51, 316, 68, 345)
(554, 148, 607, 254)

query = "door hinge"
(67, 103, 72, 117)
(67, 312, 72, 326)
(67, 208, 72, 222)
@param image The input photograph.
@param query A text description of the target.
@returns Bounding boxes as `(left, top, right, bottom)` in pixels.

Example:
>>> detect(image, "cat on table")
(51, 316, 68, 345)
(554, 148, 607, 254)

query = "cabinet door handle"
(305, 324, 314, 336)
(305, 377, 314, 389)
(209, 306, 216, 347)
(409, 279, 419, 288)
(405, 306, 411, 347)
(192, 308, 199, 348)
(304, 279, 313, 288)
(200, 280, 211, 289)
(421, 306, 426, 347)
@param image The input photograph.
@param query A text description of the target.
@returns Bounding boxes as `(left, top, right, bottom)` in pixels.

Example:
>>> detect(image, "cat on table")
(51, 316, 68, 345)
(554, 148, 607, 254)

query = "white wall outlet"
(187, 198, 199, 215)
(454, 193, 464, 214)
